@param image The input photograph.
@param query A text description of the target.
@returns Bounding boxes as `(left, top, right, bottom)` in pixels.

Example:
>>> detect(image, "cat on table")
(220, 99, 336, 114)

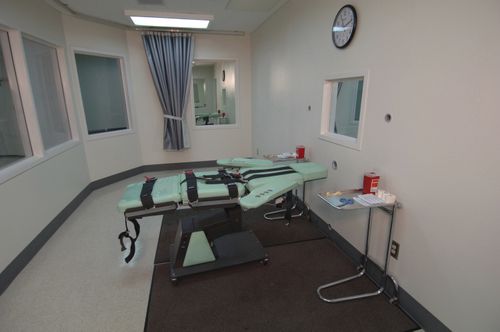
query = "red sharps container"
(363, 172, 380, 194)
(296, 145, 305, 159)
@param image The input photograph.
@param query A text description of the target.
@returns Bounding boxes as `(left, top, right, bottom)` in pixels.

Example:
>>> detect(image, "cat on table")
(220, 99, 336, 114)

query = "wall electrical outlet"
(390, 240, 400, 259)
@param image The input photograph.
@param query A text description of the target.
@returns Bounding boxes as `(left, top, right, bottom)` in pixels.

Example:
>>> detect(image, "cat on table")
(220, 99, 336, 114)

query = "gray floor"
(0, 172, 173, 331)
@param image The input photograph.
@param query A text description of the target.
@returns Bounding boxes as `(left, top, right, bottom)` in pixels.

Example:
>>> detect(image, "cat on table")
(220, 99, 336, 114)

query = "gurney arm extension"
(239, 179, 301, 210)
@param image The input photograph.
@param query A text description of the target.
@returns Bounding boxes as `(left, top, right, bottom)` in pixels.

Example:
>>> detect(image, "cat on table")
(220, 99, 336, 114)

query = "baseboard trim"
(0, 184, 93, 295)
(0, 160, 217, 296)
(309, 211, 451, 332)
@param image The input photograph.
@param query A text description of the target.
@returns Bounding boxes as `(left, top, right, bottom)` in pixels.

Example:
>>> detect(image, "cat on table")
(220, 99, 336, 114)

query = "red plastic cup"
(296, 145, 305, 159)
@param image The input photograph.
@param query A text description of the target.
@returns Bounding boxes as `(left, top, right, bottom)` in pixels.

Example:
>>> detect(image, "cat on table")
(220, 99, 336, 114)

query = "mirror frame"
(191, 58, 239, 130)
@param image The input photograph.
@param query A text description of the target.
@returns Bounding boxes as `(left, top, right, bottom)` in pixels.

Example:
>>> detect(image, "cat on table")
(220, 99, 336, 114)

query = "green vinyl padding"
(182, 231, 216, 267)
(117, 175, 181, 213)
(239, 162, 327, 210)
(239, 177, 301, 210)
(242, 162, 328, 191)
(180, 170, 246, 204)
(288, 162, 328, 182)
(217, 158, 273, 168)
(117, 162, 327, 213)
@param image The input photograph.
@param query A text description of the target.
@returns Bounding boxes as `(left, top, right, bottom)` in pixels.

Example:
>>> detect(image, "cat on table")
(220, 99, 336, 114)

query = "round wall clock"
(332, 5, 357, 49)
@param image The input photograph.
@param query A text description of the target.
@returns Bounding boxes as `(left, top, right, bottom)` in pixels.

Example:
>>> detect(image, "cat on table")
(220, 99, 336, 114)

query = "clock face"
(332, 5, 357, 48)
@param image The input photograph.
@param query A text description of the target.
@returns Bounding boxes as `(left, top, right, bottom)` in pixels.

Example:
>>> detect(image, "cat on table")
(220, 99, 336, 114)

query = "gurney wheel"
(260, 258, 269, 265)
(170, 277, 178, 285)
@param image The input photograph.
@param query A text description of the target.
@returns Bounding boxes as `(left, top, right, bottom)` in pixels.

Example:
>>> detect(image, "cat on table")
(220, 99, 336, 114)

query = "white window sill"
(192, 123, 239, 131)
(319, 133, 361, 151)
(85, 128, 135, 142)
(0, 140, 81, 185)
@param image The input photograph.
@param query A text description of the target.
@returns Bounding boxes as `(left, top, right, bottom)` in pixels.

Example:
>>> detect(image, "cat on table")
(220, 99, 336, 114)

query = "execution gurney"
(117, 159, 327, 282)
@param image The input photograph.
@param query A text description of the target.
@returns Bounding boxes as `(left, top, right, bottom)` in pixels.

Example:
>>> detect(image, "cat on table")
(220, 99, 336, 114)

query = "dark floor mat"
(154, 205, 326, 264)
(243, 204, 326, 247)
(145, 239, 419, 332)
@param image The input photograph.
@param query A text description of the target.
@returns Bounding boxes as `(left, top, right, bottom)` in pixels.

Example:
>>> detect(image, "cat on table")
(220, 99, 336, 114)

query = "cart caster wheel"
(170, 277, 178, 285)
(389, 297, 398, 305)
(260, 258, 269, 265)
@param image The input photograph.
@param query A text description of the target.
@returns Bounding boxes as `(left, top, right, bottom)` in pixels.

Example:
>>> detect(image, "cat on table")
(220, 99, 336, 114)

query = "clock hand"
(344, 19, 352, 26)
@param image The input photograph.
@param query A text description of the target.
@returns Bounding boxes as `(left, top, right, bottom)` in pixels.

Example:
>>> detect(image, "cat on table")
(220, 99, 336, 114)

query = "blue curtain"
(142, 32, 194, 150)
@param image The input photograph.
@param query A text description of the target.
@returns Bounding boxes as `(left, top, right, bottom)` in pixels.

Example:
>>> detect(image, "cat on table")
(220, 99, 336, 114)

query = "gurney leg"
(264, 191, 303, 225)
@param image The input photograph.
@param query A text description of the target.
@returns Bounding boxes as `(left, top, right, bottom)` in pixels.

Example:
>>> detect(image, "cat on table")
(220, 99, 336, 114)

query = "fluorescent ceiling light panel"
(125, 10, 212, 29)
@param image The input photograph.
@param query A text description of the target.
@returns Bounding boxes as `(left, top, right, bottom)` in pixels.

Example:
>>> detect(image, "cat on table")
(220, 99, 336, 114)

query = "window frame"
(21, 33, 79, 151)
(71, 48, 134, 141)
(190, 58, 240, 131)
(0, 29, 32, 158)
(0, 27, 79, 185)
(319, 71, 369, 151)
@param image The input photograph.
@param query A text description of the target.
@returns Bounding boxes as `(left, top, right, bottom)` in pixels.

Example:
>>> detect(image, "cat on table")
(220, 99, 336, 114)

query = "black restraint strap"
(118, 217, 140, 263)
(244, 169, 297, 181)
(185, 171, 199, 203)
(202, 169, 229, 180)
(140, 177, 157, 209)
(240, 166, 293, 177)
(182, 170, 241, 200)
(226, 182, 239, 199)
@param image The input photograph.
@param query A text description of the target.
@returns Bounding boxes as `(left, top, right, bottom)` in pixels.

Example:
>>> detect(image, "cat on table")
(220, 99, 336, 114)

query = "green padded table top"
(217, 158, 273, 168)
(179, 171, 246, 204)
(237, 162, 327, 210)
(117, 162, 327, 213)
(242, 162, 328, 190)
(118, 175, 181, 213)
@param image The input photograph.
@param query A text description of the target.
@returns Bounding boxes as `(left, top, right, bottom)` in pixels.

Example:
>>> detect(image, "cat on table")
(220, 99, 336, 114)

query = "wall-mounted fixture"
(222, 69, 225, 82)
(125, 10, 213, 29)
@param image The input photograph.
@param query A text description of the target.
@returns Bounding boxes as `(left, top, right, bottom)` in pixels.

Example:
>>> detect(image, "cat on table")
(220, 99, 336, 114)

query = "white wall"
(251, 0, 500, 331)
(127, 31, 252, 164)
(0, 0, 89, 273)
(62, 16, 143, 181)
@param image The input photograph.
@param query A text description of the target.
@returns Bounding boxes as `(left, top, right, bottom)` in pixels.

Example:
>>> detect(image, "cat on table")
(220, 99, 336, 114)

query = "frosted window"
(23, 38, 71, 149)
(75, 53, 129, 135)
(0, 30, 31, 169)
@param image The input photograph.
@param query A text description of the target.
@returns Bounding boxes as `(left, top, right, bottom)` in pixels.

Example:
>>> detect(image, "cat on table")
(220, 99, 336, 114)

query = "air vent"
(226, 0, 282, 12)
(137, 0, 164, 5)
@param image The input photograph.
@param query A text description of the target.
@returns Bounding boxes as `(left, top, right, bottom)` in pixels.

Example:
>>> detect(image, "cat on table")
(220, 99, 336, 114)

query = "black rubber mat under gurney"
(145, 238, 419, 332)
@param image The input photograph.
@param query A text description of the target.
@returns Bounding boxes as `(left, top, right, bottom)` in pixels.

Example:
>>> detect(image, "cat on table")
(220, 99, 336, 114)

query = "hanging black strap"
(244, 169, 297, 181)
(140, 177, 157, 209)
(226, 182, 239, 199)
(118, 217, 140, 263)
(185, 170, 199, 203)
(240, 166, 293, 177)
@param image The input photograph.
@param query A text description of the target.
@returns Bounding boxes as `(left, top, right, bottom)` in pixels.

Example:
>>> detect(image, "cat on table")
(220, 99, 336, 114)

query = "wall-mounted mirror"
(192, 60, 236, 126)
